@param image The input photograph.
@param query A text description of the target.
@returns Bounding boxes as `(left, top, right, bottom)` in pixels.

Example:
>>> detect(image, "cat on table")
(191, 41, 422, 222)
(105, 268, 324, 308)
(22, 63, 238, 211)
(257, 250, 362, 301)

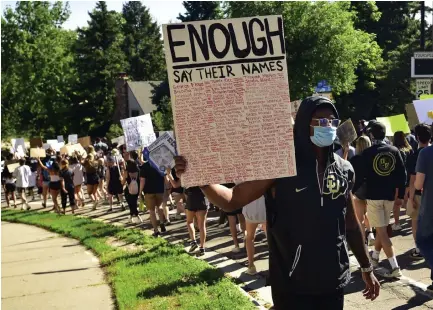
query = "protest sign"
(57, 135, 64, 143)
(7, 162, 20, 173)
(30, 137, 43, 148)
(120, 114, 156, 152)
(376, 114, 410, 136)
(111, 136, 125, 146)
(60, 143, 87, 157)
(30, 148, 46, 158)
(47, 139, 58, 145)
(78, 136, 91, 147)
(11, 138, 26, 158)
(416, 80, 432, 99)
(143, 132, 177, 176)
(413, 99, 433, 124)
(163, 15, 296, 187)
(337, 119, 357, 145)
(405, 104, 420, 129)
(68, 134, 78, 144)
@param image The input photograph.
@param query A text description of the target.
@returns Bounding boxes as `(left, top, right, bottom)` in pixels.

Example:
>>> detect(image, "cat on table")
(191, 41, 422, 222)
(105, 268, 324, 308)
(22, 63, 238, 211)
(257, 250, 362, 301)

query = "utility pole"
(421, 1, 425, 50)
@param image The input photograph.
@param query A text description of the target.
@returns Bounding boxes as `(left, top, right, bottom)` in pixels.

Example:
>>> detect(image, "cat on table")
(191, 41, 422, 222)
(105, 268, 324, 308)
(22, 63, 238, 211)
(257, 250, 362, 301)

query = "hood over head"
(293, 96, 339, 167)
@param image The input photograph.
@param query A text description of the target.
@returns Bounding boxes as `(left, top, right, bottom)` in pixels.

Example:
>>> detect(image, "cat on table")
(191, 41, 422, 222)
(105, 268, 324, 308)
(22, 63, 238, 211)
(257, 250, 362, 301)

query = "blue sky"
(1, 1, 185, 29)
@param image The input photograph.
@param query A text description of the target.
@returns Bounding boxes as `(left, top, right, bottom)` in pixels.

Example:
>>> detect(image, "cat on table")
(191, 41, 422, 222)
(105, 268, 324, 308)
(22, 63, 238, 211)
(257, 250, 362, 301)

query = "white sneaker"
(92, 201, 97, 210)
(244, 265, 257, 275)
(382, 267, 402, 279)
(175, 214, 182, 220)
(392, 223, 402, 231)
(129, 216, 134, 223)
(231, 246, 241, 253)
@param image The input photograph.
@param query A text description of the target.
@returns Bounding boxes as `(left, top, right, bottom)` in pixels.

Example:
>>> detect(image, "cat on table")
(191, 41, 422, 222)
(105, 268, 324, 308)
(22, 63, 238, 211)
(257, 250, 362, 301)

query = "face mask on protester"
(310, 126, 337, 147)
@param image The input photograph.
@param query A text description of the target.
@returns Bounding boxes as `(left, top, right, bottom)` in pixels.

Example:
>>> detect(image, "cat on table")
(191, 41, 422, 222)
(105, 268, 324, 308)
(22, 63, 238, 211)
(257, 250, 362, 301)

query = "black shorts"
(49, 181, 61, 191)
(185, 199, 208, 212)
(86, 173, 99, 185)
(5, 183, 16, 193)
(226, 208, 243, 216)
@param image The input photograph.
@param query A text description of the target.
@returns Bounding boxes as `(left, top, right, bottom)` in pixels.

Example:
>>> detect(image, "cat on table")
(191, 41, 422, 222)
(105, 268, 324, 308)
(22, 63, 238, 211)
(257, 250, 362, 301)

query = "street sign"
(315, 80, 332, 93)
(411, 52, 433, 78)
(415, 79, 432, 99)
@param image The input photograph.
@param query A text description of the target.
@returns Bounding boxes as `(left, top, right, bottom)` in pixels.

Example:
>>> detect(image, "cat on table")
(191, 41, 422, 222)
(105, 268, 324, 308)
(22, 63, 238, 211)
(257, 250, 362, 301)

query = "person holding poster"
(175, 96, 380, 308)
(13, 159, 32, 210)
(38, 156, 62, 214)
(83, 154, 100, 210)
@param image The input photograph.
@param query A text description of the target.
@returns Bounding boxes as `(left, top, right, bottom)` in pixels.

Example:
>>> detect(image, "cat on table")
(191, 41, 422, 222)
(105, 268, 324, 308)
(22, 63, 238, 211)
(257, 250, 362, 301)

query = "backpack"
(128, 172, 139, 195)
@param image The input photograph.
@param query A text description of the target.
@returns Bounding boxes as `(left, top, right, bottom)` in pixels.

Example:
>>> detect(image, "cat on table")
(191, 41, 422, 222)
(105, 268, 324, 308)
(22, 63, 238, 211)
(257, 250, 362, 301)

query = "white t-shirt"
(71, 164, 85, 186)
(13, 165, 32, 188)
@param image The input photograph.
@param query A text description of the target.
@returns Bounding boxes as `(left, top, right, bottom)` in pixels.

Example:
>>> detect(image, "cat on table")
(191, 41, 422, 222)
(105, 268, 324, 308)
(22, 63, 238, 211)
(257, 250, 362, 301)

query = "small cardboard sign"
(30, 148, 46, 158)
(60, 143, 87, 157)
(78, 136, 91, 147)
(7, 163, 20, 173)
(30, 137, 43, 148)
(337, 119, 358, 145)
(68, 134, 78, 144)
(143, 132, 177, 176)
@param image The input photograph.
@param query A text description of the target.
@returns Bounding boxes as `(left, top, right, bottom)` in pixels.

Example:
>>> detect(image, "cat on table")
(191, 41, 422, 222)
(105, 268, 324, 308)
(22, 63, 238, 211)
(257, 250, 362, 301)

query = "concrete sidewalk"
(1, 222, 113, 310)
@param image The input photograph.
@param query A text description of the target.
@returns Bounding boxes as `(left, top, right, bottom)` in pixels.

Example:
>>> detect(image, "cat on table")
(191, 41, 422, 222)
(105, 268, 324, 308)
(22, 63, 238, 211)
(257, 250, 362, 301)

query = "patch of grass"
(2, 209, 255, 310)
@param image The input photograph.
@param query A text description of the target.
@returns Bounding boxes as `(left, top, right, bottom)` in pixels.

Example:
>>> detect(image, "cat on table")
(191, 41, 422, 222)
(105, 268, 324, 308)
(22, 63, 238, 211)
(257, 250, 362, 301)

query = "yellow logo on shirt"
(373, 152, 396, 176)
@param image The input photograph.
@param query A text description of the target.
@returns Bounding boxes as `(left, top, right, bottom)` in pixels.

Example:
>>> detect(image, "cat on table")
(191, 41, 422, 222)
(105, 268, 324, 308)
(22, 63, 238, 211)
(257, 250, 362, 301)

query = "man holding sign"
(175, 96, 380, 308)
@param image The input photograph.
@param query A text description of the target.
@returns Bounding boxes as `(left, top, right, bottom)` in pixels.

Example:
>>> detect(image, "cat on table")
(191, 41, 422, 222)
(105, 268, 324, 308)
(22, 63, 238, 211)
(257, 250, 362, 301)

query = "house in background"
(113, 73, 162, 121)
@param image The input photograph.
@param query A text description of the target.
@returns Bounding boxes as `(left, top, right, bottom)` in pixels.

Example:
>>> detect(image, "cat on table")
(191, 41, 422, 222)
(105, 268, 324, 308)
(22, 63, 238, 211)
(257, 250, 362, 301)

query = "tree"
(1, 1, 77, 138)
(121, 1, 165, 81)
(178, 1, 222, 22)
(336, 2, 422, 120)
(73, 1, 127, 134)
(226, 1, 383, 101)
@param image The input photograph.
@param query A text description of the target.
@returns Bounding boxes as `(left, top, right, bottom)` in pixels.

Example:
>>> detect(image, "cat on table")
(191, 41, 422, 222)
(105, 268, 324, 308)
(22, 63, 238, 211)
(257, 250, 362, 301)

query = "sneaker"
(92, 201, 97, 210)
(369, 251, 379, 268)
(42, 202, 46, 208)
(427, 284, 433, 293)
(244, 265, 257, 275)
(160, 223, 167, 233)
(121, 204, 126, 211)
(164, 220, 171, 226)
(382, 267, 402, 279)
(367, 234, 375, 246)
(409, 249, 424, 260)
(196, 247, 205, 257)
(232, 246, 241, 253)
(175, 214, 182, 220)
(109, 207, 113, 212)
(392, 223, 402, 231)
(189, 241, 198, 253)
(129, 216, 134, 223)
(152, 231, 161, 237)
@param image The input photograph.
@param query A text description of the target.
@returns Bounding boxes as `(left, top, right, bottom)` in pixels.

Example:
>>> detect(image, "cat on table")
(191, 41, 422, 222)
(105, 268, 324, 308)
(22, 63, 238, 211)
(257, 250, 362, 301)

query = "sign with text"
(405, 103, 419, 129)
(416, 79, 431, 99)
(143, 132, 177, 176)
(337, 119, 357, 145)
(376, 114, 410, 136)
(60, 143, 87, 157)
(163, 15, 296, 187)
(11, 138, 26, 158)
(120, 114, 156, 152)
(413, 99, 433, 124)
(111, 136, 125, 146)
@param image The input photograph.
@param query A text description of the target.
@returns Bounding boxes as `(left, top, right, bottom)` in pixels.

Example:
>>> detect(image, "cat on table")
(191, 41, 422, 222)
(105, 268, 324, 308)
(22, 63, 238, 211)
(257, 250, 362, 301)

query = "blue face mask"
(310, 126, 337, 147)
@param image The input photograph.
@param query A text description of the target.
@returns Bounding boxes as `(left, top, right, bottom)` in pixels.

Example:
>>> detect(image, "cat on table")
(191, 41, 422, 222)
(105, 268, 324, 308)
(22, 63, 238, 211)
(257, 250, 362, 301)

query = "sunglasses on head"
(312, 118, 341, 127)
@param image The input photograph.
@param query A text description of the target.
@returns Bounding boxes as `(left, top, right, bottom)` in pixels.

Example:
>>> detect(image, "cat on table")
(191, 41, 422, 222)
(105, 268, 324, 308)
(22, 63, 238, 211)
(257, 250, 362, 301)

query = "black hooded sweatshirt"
(267, 97, 354, 305)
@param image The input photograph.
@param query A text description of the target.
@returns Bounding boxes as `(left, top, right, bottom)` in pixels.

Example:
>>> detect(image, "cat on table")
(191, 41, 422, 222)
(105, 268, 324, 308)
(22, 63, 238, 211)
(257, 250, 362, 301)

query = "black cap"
(369, 121, 386, 140)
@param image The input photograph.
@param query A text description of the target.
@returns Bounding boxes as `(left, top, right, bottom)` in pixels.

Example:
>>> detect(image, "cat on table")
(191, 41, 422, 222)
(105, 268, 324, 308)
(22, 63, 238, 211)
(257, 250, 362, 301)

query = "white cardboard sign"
(143, 132, 177, 176)
(163, 15, 296, 187)
(120, 114, 156, 152)
(68, 134, 78, 144)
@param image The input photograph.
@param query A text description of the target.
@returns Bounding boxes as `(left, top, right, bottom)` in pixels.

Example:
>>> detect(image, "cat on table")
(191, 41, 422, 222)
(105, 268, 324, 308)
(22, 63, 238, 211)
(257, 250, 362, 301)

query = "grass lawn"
(1, 209, 256, 310)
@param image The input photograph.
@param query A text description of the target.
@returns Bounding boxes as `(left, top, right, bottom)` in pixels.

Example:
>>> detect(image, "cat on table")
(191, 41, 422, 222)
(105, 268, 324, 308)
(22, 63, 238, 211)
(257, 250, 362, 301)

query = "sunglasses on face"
(311, 118, 341, 127)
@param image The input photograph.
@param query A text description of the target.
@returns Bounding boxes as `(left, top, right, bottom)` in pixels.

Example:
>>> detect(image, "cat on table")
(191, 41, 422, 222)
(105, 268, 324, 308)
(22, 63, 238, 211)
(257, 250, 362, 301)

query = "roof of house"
(127, 81, 163, 115)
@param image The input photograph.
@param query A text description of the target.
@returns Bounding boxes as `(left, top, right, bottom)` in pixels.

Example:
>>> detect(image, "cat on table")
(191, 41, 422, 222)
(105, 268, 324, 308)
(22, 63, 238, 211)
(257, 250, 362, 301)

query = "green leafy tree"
(121, 1, 165, 81)
(1, 1, 77, 138)
(226, 1, 382, 101)
(73, 1, 127, 134)
(178, 1, 223, 22)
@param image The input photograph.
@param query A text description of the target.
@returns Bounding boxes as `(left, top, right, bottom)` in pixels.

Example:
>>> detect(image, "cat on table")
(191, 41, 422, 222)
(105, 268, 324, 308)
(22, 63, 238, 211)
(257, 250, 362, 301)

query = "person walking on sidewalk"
(60, 159, 76, 215)
(407, 124, 431, 260)
(105, 155, 125, 212)
(354, 121, 407, 279)
(139, 161, 166, 237)
(13, 159, 32, 210)
(4, 171, 16, 208)
(175, 96, 380, 309)
(122, 159, 143, 223)
(414, 137, 433, 293)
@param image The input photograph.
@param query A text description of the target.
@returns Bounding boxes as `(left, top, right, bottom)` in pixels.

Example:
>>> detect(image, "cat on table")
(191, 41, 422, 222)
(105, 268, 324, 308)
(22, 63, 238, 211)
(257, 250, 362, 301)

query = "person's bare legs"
(196, 210, 207, 249)
(354, 198, 366, 227)
(20, 189, 28, 209)
(238, 213, 246, 235)
(51, 189, 60, 213)
(156, 196, 165, 224)
(245, 221, 259, 268)
(74, 185, 82, 207)
(42, 184, 49, 207)
(5, 191, 11, 207)
(228, 215, 240, 248)
(186, 210, 196, 242)
(393, 200, 402, 226)
(108, 194, 113, 210)
(376, 226, 395, 258)
(161, 193, 170, 222)
(11, 191, 16, 207)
